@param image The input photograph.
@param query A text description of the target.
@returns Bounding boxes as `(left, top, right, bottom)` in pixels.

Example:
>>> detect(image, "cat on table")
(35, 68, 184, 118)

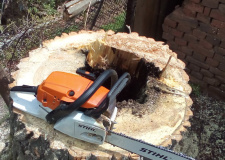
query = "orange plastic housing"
(37, 71, 109, 110)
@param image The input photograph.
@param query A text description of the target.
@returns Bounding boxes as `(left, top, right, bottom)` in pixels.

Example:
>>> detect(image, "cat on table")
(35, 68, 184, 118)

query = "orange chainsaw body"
(37, 71, 109, 110)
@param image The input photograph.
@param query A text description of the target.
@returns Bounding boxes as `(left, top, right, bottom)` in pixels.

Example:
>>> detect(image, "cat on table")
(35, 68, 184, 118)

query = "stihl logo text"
(78, 124, 96, 132)
(140, 148, 169, 160)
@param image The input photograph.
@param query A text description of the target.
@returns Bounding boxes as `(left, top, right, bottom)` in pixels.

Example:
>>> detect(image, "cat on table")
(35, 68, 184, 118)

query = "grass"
(101, 12, 126, 32)
(190, 83, 201, 97)
(1, 18, 79, 67)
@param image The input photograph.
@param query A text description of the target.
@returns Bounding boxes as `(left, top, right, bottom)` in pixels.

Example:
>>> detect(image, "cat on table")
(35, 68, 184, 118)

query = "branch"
(7, 27, 30, 74)
(0, 66, 10, 107)
(84, 1, 92, 30)
(159, 55, 172, 80)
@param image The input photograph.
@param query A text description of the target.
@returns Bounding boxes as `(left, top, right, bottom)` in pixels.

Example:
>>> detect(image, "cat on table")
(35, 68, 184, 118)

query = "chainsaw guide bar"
(106, 131, 194, 160)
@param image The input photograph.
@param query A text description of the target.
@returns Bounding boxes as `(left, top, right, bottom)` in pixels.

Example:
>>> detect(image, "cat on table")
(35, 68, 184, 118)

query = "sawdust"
(115, 93, 187, 146)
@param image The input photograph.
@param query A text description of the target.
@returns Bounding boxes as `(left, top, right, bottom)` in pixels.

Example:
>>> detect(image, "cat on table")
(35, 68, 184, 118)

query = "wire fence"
(67, 0, 128, 32)
(0, 0, 128, 67)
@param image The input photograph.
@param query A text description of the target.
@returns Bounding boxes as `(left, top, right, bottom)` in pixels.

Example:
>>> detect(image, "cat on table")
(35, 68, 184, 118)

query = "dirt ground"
(173, 94, 225, 160)
(0, 96, 10, 152)
(0, 93, 224, 160)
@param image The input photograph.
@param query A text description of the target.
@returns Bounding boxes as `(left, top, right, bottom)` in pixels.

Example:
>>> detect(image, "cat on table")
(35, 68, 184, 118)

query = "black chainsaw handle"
(46, 69, 118, 124)
(10, 85, 38, 95)
(84, 72, 131, 118)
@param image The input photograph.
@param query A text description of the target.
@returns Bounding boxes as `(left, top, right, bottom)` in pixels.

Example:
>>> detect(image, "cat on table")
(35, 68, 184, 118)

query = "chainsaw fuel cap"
(68, 90, 75, 96)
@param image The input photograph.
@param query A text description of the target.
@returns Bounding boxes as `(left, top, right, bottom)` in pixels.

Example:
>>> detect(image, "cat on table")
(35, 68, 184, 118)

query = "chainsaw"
(10, 69, 194, 160)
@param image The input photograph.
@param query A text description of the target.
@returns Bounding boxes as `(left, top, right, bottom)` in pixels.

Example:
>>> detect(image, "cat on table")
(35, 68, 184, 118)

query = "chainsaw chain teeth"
(108, 131, 195, 160)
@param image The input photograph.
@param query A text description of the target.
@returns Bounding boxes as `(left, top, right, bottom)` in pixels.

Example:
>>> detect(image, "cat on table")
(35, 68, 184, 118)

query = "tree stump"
(5, 30, 193, 160)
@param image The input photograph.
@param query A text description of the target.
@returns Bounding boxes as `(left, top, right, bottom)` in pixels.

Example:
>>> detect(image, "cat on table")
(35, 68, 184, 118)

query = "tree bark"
(133, 0, 184, 40)
(125, 0, 137, 32)
(0, 66, 10, 107)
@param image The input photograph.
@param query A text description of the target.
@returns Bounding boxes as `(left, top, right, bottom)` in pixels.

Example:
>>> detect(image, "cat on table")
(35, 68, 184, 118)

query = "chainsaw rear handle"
(76, 68, 96, 81)
(10, 85, 38, 94)
(46, 69, 119, 124)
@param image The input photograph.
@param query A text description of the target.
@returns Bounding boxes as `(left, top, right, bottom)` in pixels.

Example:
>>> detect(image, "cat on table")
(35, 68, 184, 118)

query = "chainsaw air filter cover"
(37, 71, 109, 110)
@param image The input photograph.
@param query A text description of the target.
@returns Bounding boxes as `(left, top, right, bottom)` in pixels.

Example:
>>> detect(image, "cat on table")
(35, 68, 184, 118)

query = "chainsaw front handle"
(107, 72, 131, 105)
(84, 72, 131, 118)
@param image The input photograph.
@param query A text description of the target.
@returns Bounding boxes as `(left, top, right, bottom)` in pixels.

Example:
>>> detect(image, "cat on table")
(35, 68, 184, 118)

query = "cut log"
(7, 30, 193, 159)
(63, 0, 99, 19)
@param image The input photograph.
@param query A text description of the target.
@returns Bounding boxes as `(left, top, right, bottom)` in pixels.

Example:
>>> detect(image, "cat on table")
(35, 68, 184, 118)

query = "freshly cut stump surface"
(9, 30, 193, 159)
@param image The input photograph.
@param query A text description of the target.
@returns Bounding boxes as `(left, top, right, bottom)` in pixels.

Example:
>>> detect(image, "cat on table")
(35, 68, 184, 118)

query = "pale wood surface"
(10, 30, 193, 159)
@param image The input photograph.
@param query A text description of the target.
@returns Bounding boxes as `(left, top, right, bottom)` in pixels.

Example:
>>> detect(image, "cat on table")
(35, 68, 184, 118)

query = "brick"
(203, 7, 211, 16)
(205, 57, 219, 67)
(221, 84, 225, 91)
(221, 41, 225, 49)
(217, 28, 225, 39)
(208, 86, 225, 99)
(181, 46, 193, 55)
(219, 0, 225, 4)
(210, 67, 225, 78)
(215, 47, 225, 56)
(162, 24, 172, 33)
(183, 34, 198, 42)
(193, 52, 206, 62)
(210, 9, 225, 22)
(167, 41, 178, 50)
(218, 63, 225, 71)
(191, 71, 203, 80)
(189, 75, 208, 87)
(197, 13, 211, 24)
(175, 37, 187, 46)
(188, 63, 200, 71)
(206, 34, 221, 46)
(203, 77, 220, 86)
(211, 19, 225, 29)
(219, 3, 225, 14)
(182, 8, 196, 18)
(177, 24, 192, 33)
(199, 39, 213, 49)
(193, 29, 206, 39)
(185, 68, 191, 73)
(190, 43, 214, 58)
(216, 76, 225, 83)
(186, 56, 209, 69)
(202, 0, 219, 8)
(171, 29, 184, 38)
(200, 68, 214, 78)
(183, 1, 204, 13)
(164, 17, 177, 28)
(170, 8, 198, 28)
(174, 50, 186, 59)
(213, 54, 225, 63)
(199, 23, 218, 34)
(190, 0, 201, 3)
(162, 32, 174, 41)
(188, 42, 199, 50)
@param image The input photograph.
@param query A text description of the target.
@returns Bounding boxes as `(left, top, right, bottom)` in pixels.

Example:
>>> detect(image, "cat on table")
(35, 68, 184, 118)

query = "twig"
(90, 0, 104, 30)
(84, 1, 92, 30)
(7, 27, 30, 75)
(0, 0, 5, 25)
(126, 25, 131, 34)
(159, 56, 172, 80)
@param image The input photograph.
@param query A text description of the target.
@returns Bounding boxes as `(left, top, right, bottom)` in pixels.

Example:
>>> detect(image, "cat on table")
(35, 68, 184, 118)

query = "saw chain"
(106, 131, 195, 160)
